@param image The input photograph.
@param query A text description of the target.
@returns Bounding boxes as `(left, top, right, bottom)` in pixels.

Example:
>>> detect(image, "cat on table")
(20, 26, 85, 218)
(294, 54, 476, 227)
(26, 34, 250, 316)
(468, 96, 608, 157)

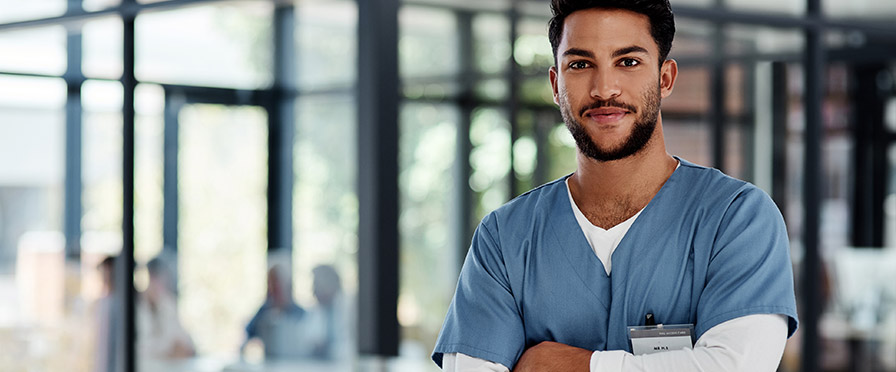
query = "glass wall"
(0, 75, 70, 370)
(2, 0, 896, 371)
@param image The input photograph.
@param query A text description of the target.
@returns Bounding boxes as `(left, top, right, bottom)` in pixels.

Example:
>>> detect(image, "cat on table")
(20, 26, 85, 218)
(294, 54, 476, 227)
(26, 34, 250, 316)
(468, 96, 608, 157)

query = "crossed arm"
(443, 314, 789, 372)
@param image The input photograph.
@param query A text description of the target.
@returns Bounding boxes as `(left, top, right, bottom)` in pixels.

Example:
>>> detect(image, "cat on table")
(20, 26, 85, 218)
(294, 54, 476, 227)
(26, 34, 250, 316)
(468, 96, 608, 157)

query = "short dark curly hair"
(548, 0, 675, 66)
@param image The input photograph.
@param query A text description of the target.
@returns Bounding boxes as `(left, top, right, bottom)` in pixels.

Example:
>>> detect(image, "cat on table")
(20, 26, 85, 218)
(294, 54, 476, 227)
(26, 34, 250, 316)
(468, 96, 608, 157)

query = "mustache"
(579, 99, 638, 117)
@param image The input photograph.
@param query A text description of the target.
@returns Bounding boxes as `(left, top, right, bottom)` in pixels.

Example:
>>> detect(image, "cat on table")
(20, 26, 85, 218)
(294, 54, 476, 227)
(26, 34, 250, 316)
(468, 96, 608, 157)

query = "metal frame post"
(64, 22, 84, 261)
(800, 0, 824, 370)
(118, 2, 138, 371)
(357, 0, 400, 357)
(268, 4, 296, 253)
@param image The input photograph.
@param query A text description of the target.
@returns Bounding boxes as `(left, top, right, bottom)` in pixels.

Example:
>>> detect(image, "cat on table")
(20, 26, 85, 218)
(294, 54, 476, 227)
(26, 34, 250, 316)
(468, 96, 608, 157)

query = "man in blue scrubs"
(432, 0, 799, 371)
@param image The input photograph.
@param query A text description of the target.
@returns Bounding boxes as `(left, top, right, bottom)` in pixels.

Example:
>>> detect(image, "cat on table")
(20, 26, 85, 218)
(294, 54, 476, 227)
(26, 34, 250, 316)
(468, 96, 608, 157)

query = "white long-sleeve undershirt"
(442, 314, 788, 372)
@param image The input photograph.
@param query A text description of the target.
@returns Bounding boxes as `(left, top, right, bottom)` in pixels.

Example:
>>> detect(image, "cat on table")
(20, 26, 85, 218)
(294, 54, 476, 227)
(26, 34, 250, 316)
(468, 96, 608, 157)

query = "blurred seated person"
(243, 262, 307, 360)
(137, 255, 196, 360)
(305, 264, 352, 361)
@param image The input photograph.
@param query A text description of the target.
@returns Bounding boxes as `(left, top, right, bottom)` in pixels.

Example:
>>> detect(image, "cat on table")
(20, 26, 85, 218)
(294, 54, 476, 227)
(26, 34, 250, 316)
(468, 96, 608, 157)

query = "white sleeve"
(441, 352, 510, 372)
(590, 314, 788, 372)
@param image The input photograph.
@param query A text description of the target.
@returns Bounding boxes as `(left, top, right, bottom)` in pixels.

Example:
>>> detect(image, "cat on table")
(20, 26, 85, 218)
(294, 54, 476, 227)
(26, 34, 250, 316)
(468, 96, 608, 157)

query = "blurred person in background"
(305, 264, 352, 361)
(136, 255, 196, 361)
(92, 256, 117, 372)
(242, 261, 307, 360)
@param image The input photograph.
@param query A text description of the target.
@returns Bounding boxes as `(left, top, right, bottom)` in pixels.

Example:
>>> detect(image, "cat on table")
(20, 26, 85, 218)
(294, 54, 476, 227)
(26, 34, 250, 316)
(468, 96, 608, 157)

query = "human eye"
(568, 60, 590, 70)
(618, 58, 640, 67)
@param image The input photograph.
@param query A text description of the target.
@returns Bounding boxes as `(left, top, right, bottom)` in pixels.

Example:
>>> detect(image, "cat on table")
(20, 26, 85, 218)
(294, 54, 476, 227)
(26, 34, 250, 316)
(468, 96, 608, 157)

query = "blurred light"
(397, 294, 420, 327)
(513, 137, 537, 177)
(83, 80, 123, 112)
(550, 124, 576, 149)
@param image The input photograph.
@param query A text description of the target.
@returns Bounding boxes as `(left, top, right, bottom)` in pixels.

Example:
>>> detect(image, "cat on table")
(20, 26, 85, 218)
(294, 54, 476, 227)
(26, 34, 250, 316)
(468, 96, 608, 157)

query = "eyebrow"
(561, 48, 594, 59)
(612, 45, 649, 58)
(560, 45, 650, 60)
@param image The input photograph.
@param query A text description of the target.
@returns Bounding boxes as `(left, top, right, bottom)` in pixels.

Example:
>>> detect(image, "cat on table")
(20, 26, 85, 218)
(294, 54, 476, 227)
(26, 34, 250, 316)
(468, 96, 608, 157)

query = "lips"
(584, 107, 630, 125)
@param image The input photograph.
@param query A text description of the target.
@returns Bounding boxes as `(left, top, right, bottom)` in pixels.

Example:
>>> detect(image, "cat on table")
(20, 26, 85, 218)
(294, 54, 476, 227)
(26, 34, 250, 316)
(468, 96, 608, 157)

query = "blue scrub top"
(432, 158, 799, 369)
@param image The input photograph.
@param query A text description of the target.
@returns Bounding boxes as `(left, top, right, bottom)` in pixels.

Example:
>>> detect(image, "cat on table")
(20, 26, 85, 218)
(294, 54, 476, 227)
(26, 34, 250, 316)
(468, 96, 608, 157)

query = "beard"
(559, 83, 661, 162)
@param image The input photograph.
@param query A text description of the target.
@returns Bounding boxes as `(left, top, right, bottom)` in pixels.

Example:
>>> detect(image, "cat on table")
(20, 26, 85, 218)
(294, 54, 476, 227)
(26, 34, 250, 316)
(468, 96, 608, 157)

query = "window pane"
(135, 3, 274, 89)
(724, 0, 804, 15)
(399, 102, 458, 371)
(670, 20, 713, 60)
(0, 26, 67, 76)
(297, 0, 357, 90)
(0, 76, 77, 370)
(400, 6, 459, 79)
(725, 25, 804, 58)
(83, 17, 123, 80)
(470, 107, 511, 221)
(473, 13, 510, 76)
(662, 66, 712, 167)
(293, 94, 358, 367)
(83, 0, 120, 12)
(515, 18, 553, 76)
(134, 84, 165, 262)
(825, 0, 896, 20)
(0, 0, 65, 23)
(176, 104, 267, 361)
(82, 80, 123, 241)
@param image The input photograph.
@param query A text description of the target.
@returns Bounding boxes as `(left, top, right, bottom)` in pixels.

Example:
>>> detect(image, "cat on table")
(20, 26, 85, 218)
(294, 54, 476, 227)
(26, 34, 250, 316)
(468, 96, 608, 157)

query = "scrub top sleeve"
(696, 187, 799, 339)
(432, 216, 525, 370)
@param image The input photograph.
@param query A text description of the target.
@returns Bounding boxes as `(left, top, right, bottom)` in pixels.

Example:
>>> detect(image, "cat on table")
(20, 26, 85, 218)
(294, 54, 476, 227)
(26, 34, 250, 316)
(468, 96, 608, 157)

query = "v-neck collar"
(546, 157, 686, 310)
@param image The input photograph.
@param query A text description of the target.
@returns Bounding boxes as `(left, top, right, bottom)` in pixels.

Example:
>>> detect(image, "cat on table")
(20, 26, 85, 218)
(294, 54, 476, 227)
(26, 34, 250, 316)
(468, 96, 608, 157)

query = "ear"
(549, 65, 560, 105)
(660, 59, 678, 99)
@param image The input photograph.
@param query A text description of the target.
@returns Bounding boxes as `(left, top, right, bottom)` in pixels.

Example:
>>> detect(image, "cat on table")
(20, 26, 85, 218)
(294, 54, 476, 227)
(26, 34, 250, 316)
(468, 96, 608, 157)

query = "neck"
(568, 119, 677, 211)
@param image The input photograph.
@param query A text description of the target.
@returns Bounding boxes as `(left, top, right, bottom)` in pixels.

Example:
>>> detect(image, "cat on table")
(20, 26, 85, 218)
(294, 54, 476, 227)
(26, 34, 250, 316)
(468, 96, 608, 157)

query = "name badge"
(628, 324, 694, 355)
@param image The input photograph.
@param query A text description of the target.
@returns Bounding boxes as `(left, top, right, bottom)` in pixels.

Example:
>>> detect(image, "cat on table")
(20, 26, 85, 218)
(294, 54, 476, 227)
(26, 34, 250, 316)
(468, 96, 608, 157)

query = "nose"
(589, 69, 621, 100)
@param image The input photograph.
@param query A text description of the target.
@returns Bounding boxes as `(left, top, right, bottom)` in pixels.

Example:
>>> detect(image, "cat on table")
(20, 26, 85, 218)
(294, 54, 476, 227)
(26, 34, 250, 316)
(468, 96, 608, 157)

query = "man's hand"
(512, 341, 592, 372)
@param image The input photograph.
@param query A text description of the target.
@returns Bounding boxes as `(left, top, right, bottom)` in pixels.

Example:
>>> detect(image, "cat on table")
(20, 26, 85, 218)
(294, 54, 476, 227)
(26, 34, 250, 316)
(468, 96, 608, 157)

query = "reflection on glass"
(177, 104, 267, 361)
(0, 26, 66, 76)
(135, 4, 273, 89)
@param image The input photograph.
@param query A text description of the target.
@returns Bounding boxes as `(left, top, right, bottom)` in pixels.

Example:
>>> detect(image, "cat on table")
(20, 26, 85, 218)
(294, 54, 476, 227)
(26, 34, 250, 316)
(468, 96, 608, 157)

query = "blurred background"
(0, 0, 894, 371)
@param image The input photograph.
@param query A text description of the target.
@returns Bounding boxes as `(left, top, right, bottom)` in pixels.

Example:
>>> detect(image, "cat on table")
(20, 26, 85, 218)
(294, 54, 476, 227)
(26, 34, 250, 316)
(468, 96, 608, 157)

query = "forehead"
(559, 8, 657, 56)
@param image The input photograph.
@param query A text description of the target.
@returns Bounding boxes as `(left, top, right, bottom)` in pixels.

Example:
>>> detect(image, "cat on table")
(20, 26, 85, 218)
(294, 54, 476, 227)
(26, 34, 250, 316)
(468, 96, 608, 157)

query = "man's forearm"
(509, 314, 786, 372)
(513, 341, 592, 372)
